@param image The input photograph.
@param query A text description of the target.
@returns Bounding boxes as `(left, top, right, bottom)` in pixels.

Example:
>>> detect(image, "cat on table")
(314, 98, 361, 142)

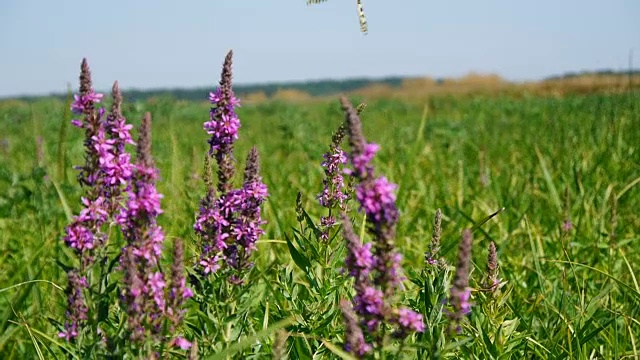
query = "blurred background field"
(0, 80, 638, 356)
(1, 0, 639, 357)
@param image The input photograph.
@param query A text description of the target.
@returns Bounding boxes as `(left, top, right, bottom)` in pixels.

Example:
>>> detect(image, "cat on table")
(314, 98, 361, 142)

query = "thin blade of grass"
(535, 146, 563, 213)
(322, 339, 357, 360)
(0, 280, 64, 294)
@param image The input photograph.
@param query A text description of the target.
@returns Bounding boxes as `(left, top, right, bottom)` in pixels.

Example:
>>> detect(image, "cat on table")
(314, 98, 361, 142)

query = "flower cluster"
(195, 51, 268, 283)
(317, 124, 349, 241)
(204, 50, 241, 195)
(58, 271, 88, 341)
(167, 239, 194, 349)
(196, 148, 268, 281)
(205, 87, 241, 153)
(102, 82, 134, 210)
(340, 299, 372, 357)
(318, 125, 349, 209)
(117, 112, 192, 346)
(60, 60, 135, 341)
(447, 229, 474, 333)
(63, 60, 107, 264)
(339, 97, 424, 355)
(64, 81, 134, 261)
(117, 117, 164, 267)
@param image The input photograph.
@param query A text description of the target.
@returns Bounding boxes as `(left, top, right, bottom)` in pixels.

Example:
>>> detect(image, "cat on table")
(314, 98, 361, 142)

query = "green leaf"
(285, 233, 311, 271)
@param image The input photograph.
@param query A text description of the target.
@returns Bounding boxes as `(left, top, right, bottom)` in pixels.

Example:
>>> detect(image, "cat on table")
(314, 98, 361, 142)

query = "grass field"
(0, 91, 639, 358)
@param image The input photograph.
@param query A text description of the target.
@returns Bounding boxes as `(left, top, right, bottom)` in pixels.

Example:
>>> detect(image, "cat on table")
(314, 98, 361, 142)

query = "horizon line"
(2, 67, 638, 101)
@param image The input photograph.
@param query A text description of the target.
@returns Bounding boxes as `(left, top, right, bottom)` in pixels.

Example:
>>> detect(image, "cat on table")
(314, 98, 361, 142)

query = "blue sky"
(1, 0, 638, 97)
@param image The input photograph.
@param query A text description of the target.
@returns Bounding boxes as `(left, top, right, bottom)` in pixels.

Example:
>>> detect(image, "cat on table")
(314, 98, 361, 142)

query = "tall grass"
(0, 91, 638, 358)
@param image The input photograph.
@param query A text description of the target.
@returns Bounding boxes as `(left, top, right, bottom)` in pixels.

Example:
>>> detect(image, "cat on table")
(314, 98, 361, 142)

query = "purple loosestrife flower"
(231, 147, 268, 268)
(204, 147, 268, 282)
(340, 97, 424, 347)
(72, 59, 105, 188)
(195, 184, 226, 276)
(118, 112, 167, 342)
(317, 125, 349, 241)
(342, 213, 374, 283)
(122, 247, 145, 341)
(340, 299, 373, 358)
(393, 306, 426, 338)
(318, 125, 349, 210)
(175, 337, 193, 351)
(58, 271, 88, 341)
(341, 97, 402, 295)
(204, 50, 240, 195)
(448, 229, 474, 332)
(318, 216, 337, 242)
(102, 81, 134, 212)
(63, 60, 110, 264)
(63, 79, 135, 258)
(397, 307, 426, 332)
(353, 286, 385, 332)
(342, 214, 385, 332)
(167, 239, 193, 349)
(61, 60, 128, 341)
(195, 52, 268, 283)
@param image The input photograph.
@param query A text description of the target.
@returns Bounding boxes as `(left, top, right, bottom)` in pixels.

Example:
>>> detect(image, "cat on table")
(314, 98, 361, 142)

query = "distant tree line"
(544, 69, 640, 81)
(4, 69, 638, 102)
(6, 76, 407, 102)
(122, 76, 407, 102)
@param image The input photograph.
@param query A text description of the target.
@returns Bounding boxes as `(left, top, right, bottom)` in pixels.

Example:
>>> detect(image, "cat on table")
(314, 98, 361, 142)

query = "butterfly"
(307, 0, 368, 34)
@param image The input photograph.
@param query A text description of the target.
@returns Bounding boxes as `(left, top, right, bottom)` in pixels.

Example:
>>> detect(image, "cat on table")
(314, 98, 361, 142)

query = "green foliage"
(0, 92, 638, 358)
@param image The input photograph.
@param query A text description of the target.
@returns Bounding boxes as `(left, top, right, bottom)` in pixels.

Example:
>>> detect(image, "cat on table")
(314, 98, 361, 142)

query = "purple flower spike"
(317, 124, 350, 241)
(61, 61, 135, 341)
(118, 112, 169, 342)
(350, 143, 379, 179)
(195, 52, 268, 284)
(339, 97, 424, 349)
(122, 247, 145, 341)
(356, 176, 398, 225)
(167, 238, 193, 343)
(71, 92, 103, 116)
(75, 59, 106, 189)
(204, 50, 241, 195)
(219, 147, 268, 279)
(174, 337, 192, 350)
(447, 229, 474, 331)
(392, 307, 426, 338)
(318, 125, 349, 210)
(342, 213, 374, 281)
(340, 97, 402, 295)
(397, 307, 425, 332)
(58, 271, 88, 341)
(340, 300, 373, 358)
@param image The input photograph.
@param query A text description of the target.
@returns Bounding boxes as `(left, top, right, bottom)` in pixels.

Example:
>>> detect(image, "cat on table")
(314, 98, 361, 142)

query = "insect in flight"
(307, 0, 368, 34)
